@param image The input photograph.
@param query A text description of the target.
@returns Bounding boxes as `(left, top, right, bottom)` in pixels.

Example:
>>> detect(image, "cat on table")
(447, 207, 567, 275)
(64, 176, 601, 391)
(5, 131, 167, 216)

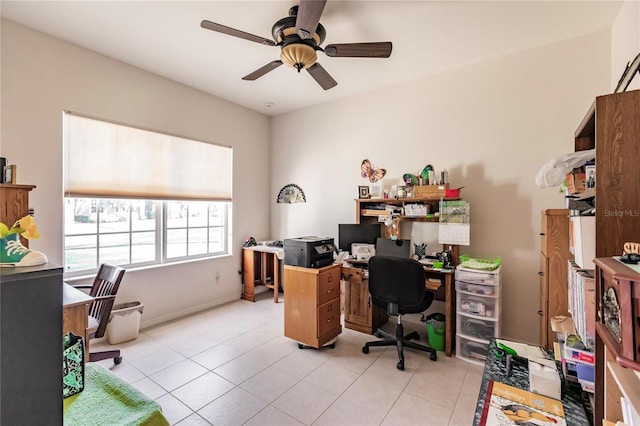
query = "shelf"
(607, 360, 640, 418)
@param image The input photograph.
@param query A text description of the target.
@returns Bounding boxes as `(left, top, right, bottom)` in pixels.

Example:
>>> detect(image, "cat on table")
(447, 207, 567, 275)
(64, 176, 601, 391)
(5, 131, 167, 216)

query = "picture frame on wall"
(3, 165, 16, 184)
(358, 185, 370, 199)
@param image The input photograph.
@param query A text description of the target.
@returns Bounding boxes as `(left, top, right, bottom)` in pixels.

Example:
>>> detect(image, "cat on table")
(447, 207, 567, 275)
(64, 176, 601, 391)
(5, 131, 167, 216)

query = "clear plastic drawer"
(455, 280, 498, 296)
(457, 315, 497, 341)
(455, 267, 501, 286)
(456, 335, 489, 365)
(457, 293, 497, 318)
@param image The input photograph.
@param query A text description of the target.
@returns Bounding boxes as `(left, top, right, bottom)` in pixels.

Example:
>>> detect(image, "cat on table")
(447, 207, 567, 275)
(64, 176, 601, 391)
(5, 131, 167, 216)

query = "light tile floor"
(93, 291, 483, 425)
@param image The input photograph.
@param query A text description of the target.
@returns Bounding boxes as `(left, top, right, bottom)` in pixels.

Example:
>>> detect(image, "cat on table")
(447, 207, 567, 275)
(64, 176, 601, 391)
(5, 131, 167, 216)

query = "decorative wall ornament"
(277, 183, 306, 203)
(360, 159, 386, 183)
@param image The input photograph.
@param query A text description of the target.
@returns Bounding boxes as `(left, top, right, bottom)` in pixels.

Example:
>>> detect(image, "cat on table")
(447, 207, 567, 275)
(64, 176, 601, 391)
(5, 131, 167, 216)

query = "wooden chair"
(74, 264, 126, 364)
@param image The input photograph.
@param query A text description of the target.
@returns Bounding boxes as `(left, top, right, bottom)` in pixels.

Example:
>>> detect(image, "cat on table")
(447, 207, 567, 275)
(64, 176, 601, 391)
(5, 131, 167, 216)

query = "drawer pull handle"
(538, 272, 544, 276)
(537, 310, 543, 316)
(539, 233, 545, 236)
(327, 305, 332, 311)
(327, 289, 333, 293)
(327, 276, 333, 283)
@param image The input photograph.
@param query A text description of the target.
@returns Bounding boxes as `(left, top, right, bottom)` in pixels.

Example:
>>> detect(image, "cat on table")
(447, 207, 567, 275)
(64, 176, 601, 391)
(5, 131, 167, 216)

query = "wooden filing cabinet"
(341, 265, 387, 334)
(284, 264, 342, 348)
(538, 209, 571, 350)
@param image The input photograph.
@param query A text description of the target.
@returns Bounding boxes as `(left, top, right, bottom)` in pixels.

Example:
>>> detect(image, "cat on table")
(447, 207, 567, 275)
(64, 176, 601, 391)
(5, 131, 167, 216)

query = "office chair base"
(363, 324, 437, 370)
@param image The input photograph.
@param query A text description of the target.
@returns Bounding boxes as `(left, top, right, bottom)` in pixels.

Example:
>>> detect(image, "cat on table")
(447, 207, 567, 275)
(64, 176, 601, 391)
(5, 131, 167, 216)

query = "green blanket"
(64, 363, 169, 426)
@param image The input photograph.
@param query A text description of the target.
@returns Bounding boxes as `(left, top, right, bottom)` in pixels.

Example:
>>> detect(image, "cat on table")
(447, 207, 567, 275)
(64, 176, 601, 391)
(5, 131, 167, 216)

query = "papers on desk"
(495, 339, 555, 368)
(496, 339, 561, 401)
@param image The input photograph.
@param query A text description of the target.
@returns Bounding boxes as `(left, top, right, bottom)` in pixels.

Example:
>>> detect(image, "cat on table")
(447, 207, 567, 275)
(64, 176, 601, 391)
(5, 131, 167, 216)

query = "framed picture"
(358, 185, 370, 199)
(3, 165, 16, 184)
(370, 185, 382, 198)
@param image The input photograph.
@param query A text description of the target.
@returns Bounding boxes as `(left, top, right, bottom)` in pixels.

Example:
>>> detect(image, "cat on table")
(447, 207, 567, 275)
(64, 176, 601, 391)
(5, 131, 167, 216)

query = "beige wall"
(271, 30, 611, 344)
(0, 19, 271, 327)
(610, 1, 640, 91)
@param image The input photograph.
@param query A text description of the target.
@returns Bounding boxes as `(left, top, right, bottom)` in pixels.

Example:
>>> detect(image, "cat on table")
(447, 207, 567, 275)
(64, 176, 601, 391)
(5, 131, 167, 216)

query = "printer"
(284, 236, 335, 268)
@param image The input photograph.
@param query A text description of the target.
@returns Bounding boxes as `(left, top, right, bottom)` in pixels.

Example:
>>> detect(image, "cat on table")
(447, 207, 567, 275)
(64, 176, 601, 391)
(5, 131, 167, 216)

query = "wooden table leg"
(273, 254, 280, 303)
(261, 251, 268, 286)
(444, 273, 455, 357)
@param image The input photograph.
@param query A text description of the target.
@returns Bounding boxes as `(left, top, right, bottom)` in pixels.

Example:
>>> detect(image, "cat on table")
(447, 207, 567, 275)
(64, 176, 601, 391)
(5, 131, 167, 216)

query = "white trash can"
(107, 301, 144, 344)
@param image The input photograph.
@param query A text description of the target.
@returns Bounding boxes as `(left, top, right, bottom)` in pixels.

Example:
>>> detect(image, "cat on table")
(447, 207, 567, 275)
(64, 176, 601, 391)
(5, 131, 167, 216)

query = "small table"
(63, 283, 95, 360)
(242, 246, 284, 303)
(473, 339, 589, 425)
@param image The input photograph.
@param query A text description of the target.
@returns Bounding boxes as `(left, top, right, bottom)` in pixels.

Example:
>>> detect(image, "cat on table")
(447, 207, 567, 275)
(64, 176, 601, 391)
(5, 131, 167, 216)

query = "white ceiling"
(1, 1, 623, 116)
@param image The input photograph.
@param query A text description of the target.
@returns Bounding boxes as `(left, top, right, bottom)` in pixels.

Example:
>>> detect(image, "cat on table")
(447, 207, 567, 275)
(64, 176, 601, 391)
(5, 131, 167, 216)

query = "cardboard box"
(566, 167, 586, 194)
(414, 184, 448, 199)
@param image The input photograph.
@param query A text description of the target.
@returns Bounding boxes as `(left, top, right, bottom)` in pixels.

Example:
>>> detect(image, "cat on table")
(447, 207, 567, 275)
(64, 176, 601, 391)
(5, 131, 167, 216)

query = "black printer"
(284, 236, 335, 268)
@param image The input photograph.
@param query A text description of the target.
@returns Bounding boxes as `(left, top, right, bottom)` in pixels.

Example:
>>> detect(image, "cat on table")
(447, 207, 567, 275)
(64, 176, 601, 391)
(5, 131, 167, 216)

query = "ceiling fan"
(200, 0, 392, 90)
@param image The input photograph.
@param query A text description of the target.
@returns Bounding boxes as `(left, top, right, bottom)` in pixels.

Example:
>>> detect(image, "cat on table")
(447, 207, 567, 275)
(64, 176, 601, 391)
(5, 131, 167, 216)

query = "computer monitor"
(338, 223, 381, 253)
(375, 237, 411, 258)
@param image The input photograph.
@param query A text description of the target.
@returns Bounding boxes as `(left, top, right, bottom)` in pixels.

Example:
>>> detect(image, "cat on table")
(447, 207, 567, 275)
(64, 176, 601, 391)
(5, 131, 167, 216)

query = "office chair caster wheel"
(397, 361, 404, 371)
(430, 353, 437, 361)
(298, 343, 304, 349)
(114, 356, 123, 365)
(362, 346, 369, 354)
(329, 343, 336, 349)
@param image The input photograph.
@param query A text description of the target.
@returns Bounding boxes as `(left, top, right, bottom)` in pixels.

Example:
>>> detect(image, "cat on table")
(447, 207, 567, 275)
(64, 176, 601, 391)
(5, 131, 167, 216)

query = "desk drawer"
(318, 298, 341, 337)
(318, 267, 341, 305)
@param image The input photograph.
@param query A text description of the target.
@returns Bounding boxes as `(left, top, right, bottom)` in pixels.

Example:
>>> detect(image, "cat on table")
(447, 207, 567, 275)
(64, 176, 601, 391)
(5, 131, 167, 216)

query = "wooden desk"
(341, 263, 456, 357)
(242, 246, 284, 303)
(63, 283, 94, 360)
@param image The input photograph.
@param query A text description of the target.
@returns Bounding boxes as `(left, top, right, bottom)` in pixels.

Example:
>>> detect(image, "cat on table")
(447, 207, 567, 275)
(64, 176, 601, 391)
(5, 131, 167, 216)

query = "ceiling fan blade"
(201, 20, 275, 46)
(324, 42, 392, 58)
(295, 0, 327, 39)
(242, 61, 283, 81)
(307, 63, 337, 90)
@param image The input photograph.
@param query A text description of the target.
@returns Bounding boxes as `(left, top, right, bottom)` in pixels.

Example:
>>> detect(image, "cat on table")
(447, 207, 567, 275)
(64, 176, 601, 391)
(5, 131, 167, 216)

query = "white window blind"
(63, 112, 232, 201)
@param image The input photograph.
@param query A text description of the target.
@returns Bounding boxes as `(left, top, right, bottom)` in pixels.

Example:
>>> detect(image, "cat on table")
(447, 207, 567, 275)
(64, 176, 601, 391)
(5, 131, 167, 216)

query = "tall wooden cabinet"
(284, 264, 342, 348)
(0, 184, 36, 247)
(538, 209, 571, 350)
(575, 89, 640, 258)
(341, 265, 387, 334)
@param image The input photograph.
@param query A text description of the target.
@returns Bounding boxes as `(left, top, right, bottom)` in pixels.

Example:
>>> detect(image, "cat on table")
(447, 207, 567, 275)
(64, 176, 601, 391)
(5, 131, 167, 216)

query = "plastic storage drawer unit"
(455, 265, 502, 364)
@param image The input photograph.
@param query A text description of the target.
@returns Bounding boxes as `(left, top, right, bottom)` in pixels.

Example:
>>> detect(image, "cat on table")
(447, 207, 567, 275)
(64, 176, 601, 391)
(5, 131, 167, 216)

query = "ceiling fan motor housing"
(272, 16, 326, 71)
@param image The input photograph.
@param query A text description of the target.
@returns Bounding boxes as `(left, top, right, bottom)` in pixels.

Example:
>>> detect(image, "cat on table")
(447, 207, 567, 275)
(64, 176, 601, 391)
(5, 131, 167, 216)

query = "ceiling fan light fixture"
(280, 43, 317, 71)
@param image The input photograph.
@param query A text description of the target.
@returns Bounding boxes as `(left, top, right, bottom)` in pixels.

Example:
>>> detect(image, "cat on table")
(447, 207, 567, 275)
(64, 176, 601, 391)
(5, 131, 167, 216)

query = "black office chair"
(74, 264, 126, 364)
(362, 255, 437, 370)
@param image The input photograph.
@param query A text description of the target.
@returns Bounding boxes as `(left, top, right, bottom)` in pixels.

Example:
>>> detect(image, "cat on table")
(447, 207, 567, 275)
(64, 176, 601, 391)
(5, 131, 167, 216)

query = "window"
(63, 112, 232, 277)
(64, 198, 230, 275)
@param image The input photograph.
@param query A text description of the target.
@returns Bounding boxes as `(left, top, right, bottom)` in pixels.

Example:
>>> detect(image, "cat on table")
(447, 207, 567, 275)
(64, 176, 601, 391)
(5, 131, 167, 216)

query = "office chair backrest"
(368, 256, 426, 307)
(375, 238, 411, 258)
(88, 264, 126, 339)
